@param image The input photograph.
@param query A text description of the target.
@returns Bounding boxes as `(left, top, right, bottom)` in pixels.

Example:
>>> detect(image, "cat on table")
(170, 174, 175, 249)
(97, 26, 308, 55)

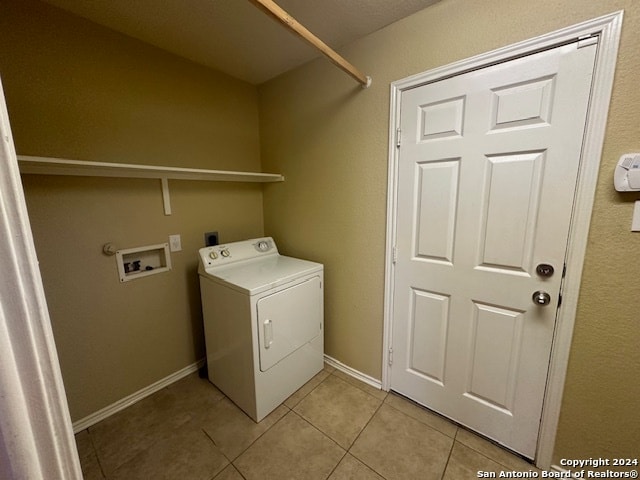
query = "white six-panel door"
(390, 41, 597, 458)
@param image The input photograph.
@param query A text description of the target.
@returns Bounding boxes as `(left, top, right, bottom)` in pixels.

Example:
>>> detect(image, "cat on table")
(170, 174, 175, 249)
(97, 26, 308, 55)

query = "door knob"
(532, 291, 551, 306)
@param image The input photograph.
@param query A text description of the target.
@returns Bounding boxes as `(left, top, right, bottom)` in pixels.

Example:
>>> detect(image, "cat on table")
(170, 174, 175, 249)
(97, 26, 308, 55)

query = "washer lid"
(200, 254, 322, 295)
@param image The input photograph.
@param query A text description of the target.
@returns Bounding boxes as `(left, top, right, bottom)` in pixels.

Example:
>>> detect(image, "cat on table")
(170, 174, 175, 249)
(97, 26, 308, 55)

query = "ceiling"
(41, 0, 440, 85)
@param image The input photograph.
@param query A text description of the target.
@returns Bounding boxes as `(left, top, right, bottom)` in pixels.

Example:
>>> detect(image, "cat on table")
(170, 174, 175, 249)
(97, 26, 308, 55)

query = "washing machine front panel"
(257, 275, 322, 372)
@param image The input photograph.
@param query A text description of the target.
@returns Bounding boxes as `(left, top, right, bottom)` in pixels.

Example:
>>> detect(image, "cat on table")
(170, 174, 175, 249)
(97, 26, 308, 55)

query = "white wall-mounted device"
(614, 153, 640, 191)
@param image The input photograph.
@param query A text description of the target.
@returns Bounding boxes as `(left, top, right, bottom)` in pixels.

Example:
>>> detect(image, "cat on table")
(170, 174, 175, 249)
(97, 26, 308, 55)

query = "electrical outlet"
(169, 234, 182, 252)
(204, 231, 219, 246)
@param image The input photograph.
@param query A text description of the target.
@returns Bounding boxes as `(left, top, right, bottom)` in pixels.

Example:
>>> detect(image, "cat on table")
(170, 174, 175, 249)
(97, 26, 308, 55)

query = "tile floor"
(75, 364, 539, 479)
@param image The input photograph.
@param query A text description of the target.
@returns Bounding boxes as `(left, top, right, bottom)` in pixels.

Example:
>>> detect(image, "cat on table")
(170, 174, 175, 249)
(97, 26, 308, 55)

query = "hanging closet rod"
(248, 0, 372, 88)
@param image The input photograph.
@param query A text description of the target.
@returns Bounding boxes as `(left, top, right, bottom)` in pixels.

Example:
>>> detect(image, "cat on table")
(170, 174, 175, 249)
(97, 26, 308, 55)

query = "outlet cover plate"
(169, 234, 182, 252)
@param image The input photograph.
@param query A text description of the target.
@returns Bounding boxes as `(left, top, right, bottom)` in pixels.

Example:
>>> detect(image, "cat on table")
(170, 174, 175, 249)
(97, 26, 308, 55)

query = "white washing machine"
(198, 237, 324, 422)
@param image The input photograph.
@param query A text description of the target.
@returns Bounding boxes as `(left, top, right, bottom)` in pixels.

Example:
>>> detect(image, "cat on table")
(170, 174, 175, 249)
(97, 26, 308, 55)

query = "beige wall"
(0, 0, 264, 420)
(2, 0, 638, 463)
(259, 0, 640, 463)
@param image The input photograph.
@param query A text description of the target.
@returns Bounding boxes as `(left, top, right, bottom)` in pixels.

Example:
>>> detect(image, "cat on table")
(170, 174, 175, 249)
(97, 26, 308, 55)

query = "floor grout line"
(440, 437, 456, 479)
(344, 397, 389, 479)
(228, 368, 333, 478)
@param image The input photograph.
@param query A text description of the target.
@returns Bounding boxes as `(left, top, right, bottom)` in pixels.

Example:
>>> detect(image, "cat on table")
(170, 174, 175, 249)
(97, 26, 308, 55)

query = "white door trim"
(382, 11, 623, 469)
(0, 78, 82, 478)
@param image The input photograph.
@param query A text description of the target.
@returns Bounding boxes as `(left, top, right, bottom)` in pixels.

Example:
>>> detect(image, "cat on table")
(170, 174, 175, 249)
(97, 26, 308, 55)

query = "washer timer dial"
(256, 241, 270, 252)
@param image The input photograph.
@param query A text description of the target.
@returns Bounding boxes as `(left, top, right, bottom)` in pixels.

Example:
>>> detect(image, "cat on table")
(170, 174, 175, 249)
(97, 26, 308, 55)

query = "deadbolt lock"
(536, 263, 555, 277)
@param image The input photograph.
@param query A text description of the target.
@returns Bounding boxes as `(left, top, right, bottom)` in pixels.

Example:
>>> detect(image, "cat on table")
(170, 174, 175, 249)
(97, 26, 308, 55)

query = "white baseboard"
(74, 356, 378, 433)
(72, 359, 205, 433)
(324, 354, 383, 390)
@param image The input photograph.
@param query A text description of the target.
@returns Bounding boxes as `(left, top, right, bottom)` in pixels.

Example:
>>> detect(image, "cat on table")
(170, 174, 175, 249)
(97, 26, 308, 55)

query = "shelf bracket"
(161, 177, 171, 216)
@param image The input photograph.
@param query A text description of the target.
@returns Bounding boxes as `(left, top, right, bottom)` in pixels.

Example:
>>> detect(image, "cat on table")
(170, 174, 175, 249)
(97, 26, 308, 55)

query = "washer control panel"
(199, 237, 277, 268)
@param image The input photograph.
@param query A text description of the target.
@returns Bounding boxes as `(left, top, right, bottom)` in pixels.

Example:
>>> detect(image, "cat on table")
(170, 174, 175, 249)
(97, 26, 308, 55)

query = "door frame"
(382, 11, 623, 468)
(0, 77, 82, 477)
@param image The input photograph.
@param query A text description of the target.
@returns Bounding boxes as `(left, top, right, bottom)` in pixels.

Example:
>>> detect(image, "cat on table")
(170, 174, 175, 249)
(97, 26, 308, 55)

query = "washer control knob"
(257, 241, 270, 252)
(209, 251, 218, 260)
(220, 248, 231, 258)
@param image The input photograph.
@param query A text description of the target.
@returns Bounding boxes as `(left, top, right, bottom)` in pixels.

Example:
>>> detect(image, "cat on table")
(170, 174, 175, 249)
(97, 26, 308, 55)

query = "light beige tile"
(164, 371, 225, 418)
(294, 374, 381, 449)
(74, 429, 95, 461)
(89, 388, 191, 475)
(332, 369, 387, 401)
(456, 428, 536, 471)
(328, 454, 385, 480)
(443, 441, 506, 479)
(75, 430, 105, 479)
(201, 397, 288, 461)
(79, 453, 105, 480)
(284, 368, 331, 408)
(323, 362, 336, 374)
(89, 399, 159, 475)
(234, 411, 345, 480)
(214, 464, 245, 480)
(385, 392, 457, 438)
(350, 404, 454, 480)
(110, 420, 228, 480)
